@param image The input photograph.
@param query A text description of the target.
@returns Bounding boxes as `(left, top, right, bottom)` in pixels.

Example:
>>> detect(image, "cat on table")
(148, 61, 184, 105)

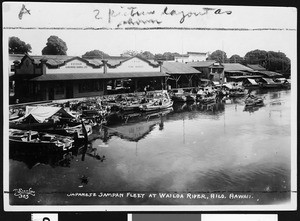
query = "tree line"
(9, 36, 290, 74)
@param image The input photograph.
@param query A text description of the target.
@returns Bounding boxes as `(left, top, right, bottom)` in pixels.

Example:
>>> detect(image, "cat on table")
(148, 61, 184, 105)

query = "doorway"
(66, 83, 73, 99)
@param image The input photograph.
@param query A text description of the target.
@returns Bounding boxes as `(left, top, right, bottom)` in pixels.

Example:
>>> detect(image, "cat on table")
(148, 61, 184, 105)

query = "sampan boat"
(9, 129, 74, 153)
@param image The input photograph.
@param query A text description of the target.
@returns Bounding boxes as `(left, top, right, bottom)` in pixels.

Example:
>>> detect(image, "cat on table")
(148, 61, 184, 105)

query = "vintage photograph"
(3, 2, 297, 210)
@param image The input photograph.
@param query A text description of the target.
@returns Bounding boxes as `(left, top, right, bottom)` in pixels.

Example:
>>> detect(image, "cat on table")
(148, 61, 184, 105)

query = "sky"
(3, 2, 297, 58)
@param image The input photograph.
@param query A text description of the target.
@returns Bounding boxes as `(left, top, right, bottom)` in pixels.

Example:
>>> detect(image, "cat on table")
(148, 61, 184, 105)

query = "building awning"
(247, 78, 259, 85)
(227, 75, 262, 79)
(256, 70, 283, 77)
(225, 70, 254, 75)
(29, 72, 169, 81)
(262, 78, 276, 84)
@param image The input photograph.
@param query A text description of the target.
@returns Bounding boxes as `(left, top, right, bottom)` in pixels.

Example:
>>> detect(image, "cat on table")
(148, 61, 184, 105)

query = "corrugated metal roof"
(162, 62, 200, 74)
(247, 64, 266, 71)
(10, 54, 159, 68)
(29, 72, 169, 81)
(223, 63, 254, 72)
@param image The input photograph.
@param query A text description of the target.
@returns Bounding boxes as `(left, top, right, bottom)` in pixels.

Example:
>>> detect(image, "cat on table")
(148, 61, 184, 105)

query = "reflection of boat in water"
(98, 115, 165, 142)
(243, 106, 262, 113)
(9, 129, 74, 153)
(9, 150, 74, 169)
(173, 102, 197, 112)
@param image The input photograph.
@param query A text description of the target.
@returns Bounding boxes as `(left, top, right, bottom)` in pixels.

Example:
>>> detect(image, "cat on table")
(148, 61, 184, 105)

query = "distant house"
(174, 52, 209, 63)
(187, 60, 224, 84)
(223, 63, 262, 82)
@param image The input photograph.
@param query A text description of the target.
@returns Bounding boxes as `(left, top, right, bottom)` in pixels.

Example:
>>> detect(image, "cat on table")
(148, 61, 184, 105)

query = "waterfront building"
(222, 63, 261, 82)
(10, 54, 168, 103)
(186, 60, 225, 84)
(162, 62, 201, 88)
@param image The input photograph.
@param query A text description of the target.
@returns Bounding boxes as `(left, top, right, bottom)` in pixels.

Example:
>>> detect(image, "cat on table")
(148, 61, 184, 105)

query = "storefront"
(10, 54, 168, 103)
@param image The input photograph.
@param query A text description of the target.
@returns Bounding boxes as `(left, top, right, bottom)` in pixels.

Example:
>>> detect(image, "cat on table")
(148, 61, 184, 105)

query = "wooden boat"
(245, 95, 264, 107)
(228, 86, 247, 97)
(196, 89, 216, 104)
(139, 90, 173, 112)
(260, 78, 282, 88)
(182, 88, 197, 102)
(9, 106, 79, 131)
(274, 78, 291, 89)
(196, 95, 216, 104)
(9, 129, 74, 152)
(169, 89, 187, 102)
(65, 123, 93, 140)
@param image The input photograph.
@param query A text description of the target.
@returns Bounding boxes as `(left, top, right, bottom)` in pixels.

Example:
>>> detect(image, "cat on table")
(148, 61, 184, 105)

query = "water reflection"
(9, 149, 74, 169)
(243, 105, 263, 113)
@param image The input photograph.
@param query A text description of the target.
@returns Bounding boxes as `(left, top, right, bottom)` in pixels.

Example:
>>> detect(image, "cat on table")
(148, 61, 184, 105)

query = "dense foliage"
(207, 50, 228, 62)
(42, 36, 68, 55)
(244, 49, 290, 73)
(9, 36, 32, 54)
(82, 50, 110, 58)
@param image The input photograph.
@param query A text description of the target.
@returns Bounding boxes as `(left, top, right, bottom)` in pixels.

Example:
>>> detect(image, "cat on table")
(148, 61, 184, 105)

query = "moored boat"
(9, 106, 80, 131)
(169, 88, 187, 102)
(244, 94, 264, 107)
(259, 78, 282, 88)
(9, 129, 74, 152)
(139, 90, 173, 112)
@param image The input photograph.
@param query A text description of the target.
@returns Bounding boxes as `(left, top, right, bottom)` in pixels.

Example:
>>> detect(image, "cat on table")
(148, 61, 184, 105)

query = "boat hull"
(9, 139, 73, 153)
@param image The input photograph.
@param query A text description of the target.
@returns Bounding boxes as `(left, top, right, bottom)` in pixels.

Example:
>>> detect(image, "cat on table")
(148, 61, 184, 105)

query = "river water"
(8, 88, 292, 206)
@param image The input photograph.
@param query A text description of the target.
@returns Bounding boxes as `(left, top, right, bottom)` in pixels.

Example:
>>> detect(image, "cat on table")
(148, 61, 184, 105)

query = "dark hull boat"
(196, 94, 216, 104)
(9, 129, 74, 153)
(245, 96, 264, 107)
